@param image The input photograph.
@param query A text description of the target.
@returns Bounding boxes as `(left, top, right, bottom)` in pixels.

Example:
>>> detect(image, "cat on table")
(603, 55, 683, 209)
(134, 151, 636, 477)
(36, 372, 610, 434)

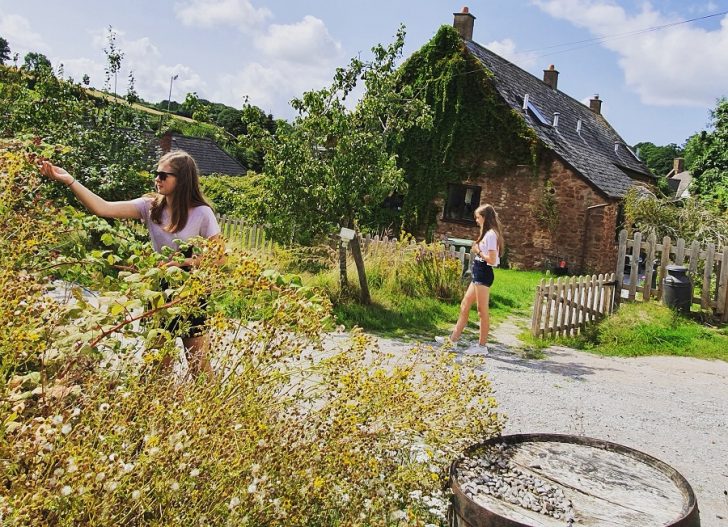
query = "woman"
(40, 150, 221, 376)
(436, 204, 503, 355)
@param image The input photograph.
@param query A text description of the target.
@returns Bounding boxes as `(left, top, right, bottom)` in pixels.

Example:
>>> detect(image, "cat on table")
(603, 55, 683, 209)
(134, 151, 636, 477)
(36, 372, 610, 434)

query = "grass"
(541, 302, 728, 361)
(319, 267, 545, 340)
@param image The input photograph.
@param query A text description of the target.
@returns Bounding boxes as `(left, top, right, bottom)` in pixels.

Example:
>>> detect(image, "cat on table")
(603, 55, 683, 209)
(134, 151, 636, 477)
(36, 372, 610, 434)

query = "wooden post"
(657, 236, 672, 301)
(702, 244, 715, 310)
(615, 229, 627, 306)
(675, 237, 686, 266)
(531, 280, 545, 337)
(643, 233, 657, 301)
(718, 249, 728, 321)
(544, 278, 555, 337)
(628, 232, 641, 301)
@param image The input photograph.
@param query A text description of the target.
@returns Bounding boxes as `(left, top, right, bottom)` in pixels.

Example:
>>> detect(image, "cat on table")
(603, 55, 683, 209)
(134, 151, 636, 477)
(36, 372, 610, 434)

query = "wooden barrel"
(449, 434, 699, 527)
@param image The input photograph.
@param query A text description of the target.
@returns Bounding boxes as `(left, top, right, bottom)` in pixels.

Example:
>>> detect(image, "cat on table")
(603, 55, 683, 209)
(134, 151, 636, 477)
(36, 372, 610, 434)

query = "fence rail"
(361, 234, 475, 272)
(216, 214, 273, 253)
(615, 230, 728, 321)
(531, 273, 616, 338)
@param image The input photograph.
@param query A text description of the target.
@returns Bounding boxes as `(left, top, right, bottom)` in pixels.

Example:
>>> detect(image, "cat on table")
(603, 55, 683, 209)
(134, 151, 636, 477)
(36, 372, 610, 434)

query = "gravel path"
(375, 320, 728, 527)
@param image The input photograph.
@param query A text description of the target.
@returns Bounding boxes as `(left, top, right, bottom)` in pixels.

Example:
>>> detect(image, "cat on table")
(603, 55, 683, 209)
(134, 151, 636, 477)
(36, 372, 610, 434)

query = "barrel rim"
(449, 433, 699, 527)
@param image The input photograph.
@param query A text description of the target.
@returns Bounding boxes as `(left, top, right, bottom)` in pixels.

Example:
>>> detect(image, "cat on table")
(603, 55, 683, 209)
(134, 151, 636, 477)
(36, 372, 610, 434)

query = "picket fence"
(531, 273, 617, 338)
(615, 230, 728, 322)
(216, 214, 273, 253)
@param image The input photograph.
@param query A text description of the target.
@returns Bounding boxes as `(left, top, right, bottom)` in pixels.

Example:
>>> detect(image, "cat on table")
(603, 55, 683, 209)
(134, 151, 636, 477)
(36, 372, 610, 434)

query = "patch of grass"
(567, 302, 728, 361)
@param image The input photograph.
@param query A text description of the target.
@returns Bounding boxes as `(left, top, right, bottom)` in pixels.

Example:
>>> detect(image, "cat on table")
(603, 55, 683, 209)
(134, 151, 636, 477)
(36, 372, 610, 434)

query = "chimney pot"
(576, 119, 582, 134)
(614, 141, 620, 154)
(553, 112, 560, 128)
(522, 93, 530, 110)
(543, 65, 559, 90)
(589, 94, 602, 114)
(673, 157, 685, 173)
(453, 7, 476, 40)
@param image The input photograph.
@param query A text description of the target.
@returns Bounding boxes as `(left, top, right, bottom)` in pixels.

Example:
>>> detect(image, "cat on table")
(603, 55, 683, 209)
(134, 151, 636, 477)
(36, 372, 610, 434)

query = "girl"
(437, 204, 503, 355)
(40, 150, 221, 376)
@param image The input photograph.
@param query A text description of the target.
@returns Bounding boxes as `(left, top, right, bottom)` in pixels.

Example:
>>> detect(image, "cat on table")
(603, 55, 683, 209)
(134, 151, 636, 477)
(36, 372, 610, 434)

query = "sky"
(1, 0, 727, 146)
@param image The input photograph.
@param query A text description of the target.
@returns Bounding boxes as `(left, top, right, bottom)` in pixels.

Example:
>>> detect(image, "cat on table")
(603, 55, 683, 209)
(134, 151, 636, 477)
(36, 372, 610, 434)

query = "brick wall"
(434, 153, 620, 274)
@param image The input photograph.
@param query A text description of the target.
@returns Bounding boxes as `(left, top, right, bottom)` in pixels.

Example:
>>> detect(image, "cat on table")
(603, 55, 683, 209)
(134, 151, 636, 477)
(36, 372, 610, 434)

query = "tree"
(0, 36, 10, 65)
(103, 26, 124, 97)
(632, 141, 683, 177)
(246, 26, 430, 303)
(689, 98, 728, 210)
(22, 52, 52, 74)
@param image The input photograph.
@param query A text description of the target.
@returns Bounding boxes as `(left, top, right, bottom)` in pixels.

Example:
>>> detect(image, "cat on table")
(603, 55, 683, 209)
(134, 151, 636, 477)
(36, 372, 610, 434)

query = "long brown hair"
(150, 150, 213, 233)
(475, 204, 504, 255)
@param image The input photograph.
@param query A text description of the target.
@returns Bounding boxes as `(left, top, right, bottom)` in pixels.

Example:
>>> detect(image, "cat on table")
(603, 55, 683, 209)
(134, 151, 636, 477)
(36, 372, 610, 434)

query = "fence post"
(675, 238, 686, 266)
(615, 229, 627, 306)
(643, 233, 657, 301)
(628, 232, 641, 301)
(718, 249, 728, 321)
(702, 244, 715, 310)
(657, 236, 672, 301)
(531, 279, 545, 337)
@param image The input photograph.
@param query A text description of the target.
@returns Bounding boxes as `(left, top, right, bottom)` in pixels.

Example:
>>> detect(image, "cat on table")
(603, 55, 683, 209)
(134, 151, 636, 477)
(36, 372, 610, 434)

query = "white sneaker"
(434, 336, 463, 348)
(463, 344, 489, 356)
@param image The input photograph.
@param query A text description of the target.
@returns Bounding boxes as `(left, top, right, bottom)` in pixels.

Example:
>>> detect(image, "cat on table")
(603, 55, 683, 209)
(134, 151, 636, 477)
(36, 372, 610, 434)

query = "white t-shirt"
(477, 229, 500, 267)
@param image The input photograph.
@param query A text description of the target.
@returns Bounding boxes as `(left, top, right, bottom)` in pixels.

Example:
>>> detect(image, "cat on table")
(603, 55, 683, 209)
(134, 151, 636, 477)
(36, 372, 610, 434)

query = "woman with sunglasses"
(40, 150, 221, 377)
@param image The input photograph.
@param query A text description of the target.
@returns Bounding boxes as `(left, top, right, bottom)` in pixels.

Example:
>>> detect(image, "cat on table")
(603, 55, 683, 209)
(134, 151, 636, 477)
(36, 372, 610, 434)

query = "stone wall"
(434, 153, 620, 274)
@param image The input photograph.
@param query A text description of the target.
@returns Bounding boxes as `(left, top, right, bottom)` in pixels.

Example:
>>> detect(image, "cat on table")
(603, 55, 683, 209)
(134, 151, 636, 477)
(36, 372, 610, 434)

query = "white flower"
(390, 510, 407, 521)
(170, 481, 180, 491)
(95, 472, 106, 482)
(190, 468, 200, 478)
(174, 442, 184, 452)
(61, 486, 72, 496)
(148, 447, 160, 456)
(228, 496, 240, 509)
(104, 481, 118, 492)
(247, 482, 257, 494)
(99, 403, 110, 412)
(131, 490, 141, 500)
(71, 407, 81, 417)
(52, 414, 64, 425)
(53, 468, 65, 477)
(122, 463, 134, 473)
(61, 423, 72, 435)
(233, 424, 243, 431)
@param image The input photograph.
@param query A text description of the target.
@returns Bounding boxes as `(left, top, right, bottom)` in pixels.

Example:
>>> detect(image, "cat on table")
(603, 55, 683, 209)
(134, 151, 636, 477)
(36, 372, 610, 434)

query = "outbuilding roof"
(158, 133, 247, 176)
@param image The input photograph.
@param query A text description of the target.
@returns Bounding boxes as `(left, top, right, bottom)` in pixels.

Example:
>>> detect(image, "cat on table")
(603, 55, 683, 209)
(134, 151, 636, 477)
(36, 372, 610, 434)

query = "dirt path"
(375, 319, 728, 527)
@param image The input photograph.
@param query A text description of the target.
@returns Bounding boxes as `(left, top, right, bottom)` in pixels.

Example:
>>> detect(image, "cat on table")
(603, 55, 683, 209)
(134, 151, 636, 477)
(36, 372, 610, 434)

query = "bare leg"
(474, 285, 490, 345)
(450, 283, 478, 342)
(182, 334, 213, 378)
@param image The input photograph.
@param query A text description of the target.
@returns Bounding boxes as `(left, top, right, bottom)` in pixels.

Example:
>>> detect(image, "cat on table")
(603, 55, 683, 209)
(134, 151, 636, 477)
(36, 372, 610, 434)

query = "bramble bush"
(0, 139, 502, 526)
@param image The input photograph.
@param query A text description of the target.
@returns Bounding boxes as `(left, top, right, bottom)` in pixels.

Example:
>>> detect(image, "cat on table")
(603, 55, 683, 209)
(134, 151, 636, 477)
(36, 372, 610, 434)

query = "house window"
(443, 184, 481, 223)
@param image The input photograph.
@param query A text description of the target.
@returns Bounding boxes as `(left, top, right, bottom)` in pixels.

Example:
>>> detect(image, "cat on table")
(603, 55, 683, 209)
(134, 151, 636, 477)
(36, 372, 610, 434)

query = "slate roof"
(464, 40, 653, 198)
(159, 133, 247, 176)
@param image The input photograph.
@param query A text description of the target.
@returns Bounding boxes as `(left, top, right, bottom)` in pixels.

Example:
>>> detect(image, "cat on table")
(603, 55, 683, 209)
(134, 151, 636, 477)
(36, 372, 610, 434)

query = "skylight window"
(526, 101, 550, 126)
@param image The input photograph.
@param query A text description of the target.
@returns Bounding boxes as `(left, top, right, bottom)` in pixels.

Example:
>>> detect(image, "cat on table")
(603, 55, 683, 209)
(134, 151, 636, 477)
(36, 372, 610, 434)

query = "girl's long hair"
(150, 150, 213, 233)
(475, 204, 504, 255)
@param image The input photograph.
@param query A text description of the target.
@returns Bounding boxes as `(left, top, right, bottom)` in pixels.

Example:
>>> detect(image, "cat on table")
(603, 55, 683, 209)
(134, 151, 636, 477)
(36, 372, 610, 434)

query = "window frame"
(442, 183, 482, 225)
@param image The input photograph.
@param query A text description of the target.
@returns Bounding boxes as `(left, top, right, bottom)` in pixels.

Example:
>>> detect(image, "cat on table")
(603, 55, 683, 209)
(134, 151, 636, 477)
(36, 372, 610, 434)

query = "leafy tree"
(103, 26, 124, 97)
(632, 141, 683, 177)
(0, 36, 10, 64)
(246, 26, 430, 303)
(21, 52, 52, 74)
(689, 98, 728, 210)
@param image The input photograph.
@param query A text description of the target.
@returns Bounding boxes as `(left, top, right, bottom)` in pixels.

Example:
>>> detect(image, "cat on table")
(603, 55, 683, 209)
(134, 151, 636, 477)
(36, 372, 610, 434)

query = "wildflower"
(390, 510, 407, 521)
(131, 490, 141, 500)
(98, 403, 110, 412)
(71, 407, 81, 417)
(170, 481, 180, 491)
(53, 468, 65, 477)
(61, 486, 72, 496)
(228, 496, 240, 509)
(190, 468, 200, 478)
(61, 423, 72, 435)
(122, 463, 134, 473)
(104, 481, 118, 492)
(174, 441, 184, 452)
(95, 472, 106, 482)
(52, 415, 63, 425)
(148, 447, 159, 456)
(247, 481, 258, 494)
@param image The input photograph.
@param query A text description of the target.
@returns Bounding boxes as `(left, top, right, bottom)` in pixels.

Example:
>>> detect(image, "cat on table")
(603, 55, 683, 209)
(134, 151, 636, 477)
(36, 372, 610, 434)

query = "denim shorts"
(472, 260, 494, 287)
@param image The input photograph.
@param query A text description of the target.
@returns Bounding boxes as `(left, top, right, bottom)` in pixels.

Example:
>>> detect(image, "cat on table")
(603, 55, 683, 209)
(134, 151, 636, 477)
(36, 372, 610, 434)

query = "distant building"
(156, 132, 247, 176)
(665, 158, 692, 199)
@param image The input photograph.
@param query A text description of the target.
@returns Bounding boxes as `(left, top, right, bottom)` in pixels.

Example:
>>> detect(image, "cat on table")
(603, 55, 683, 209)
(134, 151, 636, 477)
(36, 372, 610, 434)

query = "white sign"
(339, 227, 356, 241)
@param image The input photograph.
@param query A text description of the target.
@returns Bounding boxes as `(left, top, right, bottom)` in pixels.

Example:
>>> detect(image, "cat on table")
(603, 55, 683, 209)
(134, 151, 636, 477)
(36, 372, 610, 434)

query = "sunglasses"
(154, 170, 177, 181)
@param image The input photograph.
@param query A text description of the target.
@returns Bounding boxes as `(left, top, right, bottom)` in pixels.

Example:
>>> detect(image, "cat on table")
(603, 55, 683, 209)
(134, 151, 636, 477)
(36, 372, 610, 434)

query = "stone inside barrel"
(449, 433, 699, 527)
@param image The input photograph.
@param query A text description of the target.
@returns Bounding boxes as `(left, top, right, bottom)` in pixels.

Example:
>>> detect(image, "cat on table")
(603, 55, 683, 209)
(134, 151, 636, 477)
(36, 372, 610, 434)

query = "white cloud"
(174, 0, 271, 32)
(531, 0, 728, 107)
(0, 13, 47, 55)
(485, 38, 538, 69)
(254, 15, 343, 66)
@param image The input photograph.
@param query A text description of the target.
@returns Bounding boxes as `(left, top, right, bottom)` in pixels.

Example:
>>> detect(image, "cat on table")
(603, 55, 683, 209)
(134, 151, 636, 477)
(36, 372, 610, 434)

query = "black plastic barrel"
(663, 265, 692, 314)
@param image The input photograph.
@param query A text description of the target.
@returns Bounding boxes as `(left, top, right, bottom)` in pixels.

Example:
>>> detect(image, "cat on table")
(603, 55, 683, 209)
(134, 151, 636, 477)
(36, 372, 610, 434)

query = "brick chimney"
(589, 94, 602, 114)
(160, 131, 172, 153)
(673, 157, 685, 174)
(543, 64, 559, 90)
(453, 7, 475, 40)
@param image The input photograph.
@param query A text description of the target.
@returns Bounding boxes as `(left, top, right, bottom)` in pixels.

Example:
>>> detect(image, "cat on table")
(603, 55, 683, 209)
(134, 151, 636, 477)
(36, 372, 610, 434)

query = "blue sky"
(1, 0, 726, 146)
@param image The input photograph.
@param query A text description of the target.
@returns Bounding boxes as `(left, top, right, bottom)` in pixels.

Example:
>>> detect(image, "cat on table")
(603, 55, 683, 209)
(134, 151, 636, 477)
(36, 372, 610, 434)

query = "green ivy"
(392, 26, 540, 236)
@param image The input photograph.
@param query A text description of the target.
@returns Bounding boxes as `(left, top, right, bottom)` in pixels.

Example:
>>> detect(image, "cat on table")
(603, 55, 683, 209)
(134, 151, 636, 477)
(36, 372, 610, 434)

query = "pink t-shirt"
(477, 229, 500, 267)
(132, 197, 220, 253)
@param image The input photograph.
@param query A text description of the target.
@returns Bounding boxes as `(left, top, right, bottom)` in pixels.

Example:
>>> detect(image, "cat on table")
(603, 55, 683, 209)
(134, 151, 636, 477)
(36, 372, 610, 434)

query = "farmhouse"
(400, 8, 655, 274)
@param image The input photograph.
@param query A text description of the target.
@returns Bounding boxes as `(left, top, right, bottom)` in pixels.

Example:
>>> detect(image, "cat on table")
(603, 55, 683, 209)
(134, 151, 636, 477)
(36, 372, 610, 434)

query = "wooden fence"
(216, 214, 273, 253)
(531, 273, 617, 337)
(615, 230, 728, 322)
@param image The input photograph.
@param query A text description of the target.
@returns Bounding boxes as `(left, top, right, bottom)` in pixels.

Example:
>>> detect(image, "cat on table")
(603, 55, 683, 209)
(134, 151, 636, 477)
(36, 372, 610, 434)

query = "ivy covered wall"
(394, 25, 540, 237)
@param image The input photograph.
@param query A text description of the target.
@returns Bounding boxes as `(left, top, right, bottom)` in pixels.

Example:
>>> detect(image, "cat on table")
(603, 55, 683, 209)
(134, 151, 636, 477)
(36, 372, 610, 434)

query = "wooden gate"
(531, 273, 616, 338)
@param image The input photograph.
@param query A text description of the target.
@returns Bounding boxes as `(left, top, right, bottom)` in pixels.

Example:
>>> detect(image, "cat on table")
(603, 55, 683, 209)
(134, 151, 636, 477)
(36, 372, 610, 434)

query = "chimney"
(552, 112, 560, 128)
(160, 131, 172, 153)
(589, 94, 602, 114)
(453, 7, 476, 40)
(543, 64, 559, 90)
(673, 157, 685, 174)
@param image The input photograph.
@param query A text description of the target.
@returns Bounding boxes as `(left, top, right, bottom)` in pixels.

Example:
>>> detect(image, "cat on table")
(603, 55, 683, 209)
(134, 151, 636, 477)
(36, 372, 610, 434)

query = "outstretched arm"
(40, 161, 142, 219)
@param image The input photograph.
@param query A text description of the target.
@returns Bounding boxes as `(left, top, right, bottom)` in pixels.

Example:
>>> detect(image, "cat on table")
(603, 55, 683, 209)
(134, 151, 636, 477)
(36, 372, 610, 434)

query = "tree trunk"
(339, 241, 348, 292)
(350, 234, 371, 304)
